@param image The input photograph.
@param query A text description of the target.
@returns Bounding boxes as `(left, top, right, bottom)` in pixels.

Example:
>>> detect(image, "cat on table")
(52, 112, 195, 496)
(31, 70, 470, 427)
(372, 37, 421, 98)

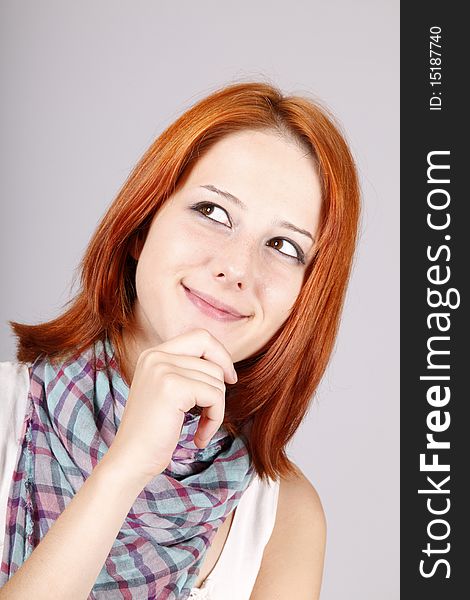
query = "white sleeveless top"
(0, 361, 280, 599)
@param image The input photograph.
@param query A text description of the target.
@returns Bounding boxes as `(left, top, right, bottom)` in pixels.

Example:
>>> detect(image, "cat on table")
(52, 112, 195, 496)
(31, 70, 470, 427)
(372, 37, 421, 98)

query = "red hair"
(9, 81, 361, 482)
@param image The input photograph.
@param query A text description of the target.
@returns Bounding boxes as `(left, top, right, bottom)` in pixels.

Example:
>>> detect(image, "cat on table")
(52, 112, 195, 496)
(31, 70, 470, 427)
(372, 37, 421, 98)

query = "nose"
(210, 239, 254, 290)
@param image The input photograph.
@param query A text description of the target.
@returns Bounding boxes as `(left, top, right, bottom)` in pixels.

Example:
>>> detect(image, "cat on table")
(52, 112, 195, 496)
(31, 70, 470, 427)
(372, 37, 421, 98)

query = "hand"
(105, 328, 238, 485)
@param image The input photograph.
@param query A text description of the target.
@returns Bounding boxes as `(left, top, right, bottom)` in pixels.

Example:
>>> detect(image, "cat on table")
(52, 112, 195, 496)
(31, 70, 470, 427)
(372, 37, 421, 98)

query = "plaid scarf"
(0, 337, 254, 599)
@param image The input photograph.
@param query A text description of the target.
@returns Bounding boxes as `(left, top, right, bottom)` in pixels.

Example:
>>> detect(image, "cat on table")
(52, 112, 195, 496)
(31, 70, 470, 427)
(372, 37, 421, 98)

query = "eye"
(191, 202, 231, 226)
(268, 238, 306, 264)
(190, 201, 305, 265)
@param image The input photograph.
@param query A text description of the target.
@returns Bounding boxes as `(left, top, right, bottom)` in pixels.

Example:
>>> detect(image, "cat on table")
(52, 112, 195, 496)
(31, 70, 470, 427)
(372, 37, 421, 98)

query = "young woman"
(0, 81, 360, 599)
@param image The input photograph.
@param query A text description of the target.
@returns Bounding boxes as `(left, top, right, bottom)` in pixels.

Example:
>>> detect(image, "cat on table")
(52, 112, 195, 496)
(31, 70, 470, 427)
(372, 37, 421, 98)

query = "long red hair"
(9, 81, 361, 482)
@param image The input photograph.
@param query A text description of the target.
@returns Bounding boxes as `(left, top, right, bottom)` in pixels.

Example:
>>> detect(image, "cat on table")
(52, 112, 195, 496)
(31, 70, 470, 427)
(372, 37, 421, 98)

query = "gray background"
(0, 1, 399, 598)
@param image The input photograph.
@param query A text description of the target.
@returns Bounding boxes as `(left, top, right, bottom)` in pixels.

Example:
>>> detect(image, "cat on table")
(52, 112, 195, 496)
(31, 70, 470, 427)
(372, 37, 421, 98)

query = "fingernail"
(231, 367, 238, 382)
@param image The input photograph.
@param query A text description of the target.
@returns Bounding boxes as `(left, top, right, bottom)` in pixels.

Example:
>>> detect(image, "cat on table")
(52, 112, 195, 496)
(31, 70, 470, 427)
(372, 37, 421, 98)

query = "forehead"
(181, 129, 322, 225)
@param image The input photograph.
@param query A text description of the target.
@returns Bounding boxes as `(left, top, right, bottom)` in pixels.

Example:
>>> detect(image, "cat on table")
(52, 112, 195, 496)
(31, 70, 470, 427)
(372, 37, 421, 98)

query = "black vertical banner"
(401, 4, 468, 599)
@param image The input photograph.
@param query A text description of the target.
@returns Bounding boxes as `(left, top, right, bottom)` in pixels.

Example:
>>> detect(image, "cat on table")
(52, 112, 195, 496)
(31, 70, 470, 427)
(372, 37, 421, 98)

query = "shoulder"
(275, 461, 327, 563)
(0, 361, 30, 389)
(250, 462, 326, 599)
(0, 361, 31, 427)
(277, 461, 326, 525)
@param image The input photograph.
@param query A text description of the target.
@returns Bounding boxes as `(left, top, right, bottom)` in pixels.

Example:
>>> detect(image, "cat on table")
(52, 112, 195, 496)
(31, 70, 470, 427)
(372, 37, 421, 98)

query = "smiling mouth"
(182, 284, 250, 322)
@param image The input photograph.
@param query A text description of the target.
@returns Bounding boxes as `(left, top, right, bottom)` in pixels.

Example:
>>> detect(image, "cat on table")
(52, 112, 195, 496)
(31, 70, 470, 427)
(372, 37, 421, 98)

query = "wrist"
(95, 448, 152, 497)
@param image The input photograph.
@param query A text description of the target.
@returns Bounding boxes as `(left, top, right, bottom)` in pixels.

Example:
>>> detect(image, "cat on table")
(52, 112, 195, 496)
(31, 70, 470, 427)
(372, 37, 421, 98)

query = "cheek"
(169, 224, 222, 267)
(262, 273, 303, 324)
(136, 222, 218, 292)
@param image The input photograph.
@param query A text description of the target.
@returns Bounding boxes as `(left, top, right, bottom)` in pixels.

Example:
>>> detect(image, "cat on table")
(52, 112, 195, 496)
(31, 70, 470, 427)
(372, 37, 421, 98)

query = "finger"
(154, 351, 226, 385)
(194, 412, 222, 449)
(155, 329, 237, 384)
(178, 377, 225, 444)
(168, 363, 226, 393)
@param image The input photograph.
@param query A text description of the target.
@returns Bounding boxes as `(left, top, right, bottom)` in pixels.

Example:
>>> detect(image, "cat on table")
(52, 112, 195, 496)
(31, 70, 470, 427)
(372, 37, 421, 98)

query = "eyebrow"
(199, 184, 315, 243)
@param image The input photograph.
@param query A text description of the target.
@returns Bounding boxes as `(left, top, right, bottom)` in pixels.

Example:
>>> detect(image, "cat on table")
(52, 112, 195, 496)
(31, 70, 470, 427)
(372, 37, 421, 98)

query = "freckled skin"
(122, 129, 323, 369)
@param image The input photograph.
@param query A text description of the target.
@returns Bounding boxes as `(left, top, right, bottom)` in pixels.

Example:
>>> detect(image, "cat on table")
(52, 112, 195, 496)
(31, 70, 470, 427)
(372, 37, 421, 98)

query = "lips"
(182, 284, 250, 320)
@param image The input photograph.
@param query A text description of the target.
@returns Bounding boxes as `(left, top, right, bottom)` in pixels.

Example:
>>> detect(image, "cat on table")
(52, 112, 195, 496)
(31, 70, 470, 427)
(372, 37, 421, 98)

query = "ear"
(130, 231, 145, 261)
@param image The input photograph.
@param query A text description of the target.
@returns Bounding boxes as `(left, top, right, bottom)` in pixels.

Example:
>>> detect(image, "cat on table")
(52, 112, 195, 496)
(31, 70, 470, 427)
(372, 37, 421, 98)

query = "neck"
(120, 325, 142, 388)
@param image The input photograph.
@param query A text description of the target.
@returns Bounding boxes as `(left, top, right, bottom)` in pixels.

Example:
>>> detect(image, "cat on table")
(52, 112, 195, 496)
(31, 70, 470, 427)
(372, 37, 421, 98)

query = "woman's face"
(126, 129, 322, 365)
